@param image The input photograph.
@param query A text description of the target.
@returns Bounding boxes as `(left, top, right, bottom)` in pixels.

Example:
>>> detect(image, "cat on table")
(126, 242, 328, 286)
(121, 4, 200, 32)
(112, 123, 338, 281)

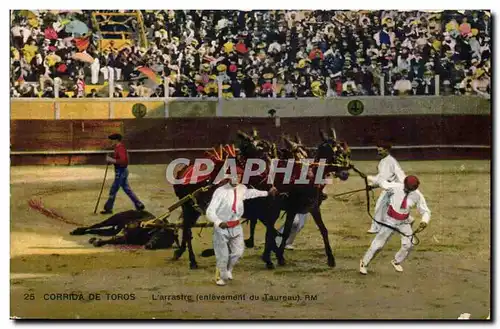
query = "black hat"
(108, 133, 123, 141)
(376, 140, 392, 151)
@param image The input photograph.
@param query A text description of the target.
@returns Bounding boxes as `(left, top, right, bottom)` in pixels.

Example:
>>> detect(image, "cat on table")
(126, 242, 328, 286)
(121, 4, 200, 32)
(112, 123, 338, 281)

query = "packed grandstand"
(10, 10, 491, 98)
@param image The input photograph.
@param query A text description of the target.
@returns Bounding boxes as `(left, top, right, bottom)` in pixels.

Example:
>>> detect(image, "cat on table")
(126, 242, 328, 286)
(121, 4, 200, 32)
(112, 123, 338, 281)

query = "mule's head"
(315, 128, 352, 180)
(282, 133, 309, 160)
(236, 129, 276, 161)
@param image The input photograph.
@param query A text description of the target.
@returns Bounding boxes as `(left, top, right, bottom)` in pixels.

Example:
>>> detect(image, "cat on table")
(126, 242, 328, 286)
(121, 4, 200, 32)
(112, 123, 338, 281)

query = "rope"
(295, 160, 344, 167)
(331, 187, 368, 199)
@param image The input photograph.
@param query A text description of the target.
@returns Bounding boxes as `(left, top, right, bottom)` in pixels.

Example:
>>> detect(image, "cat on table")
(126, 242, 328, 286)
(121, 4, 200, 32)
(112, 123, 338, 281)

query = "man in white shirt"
(397, 52, 411, 72)
(360, 175, 431, 275)
(393, 77, 413, 95)
(206, 168, 277, 286)
(366, 142, 406, 233)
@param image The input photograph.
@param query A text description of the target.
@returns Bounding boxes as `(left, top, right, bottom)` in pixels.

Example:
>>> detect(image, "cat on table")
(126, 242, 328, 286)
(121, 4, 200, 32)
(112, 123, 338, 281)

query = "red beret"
(404, 175, 420, 191)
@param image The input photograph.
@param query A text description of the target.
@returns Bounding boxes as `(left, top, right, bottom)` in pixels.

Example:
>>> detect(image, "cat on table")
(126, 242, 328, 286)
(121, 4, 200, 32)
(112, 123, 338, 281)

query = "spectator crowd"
(10, 10, 491, 98)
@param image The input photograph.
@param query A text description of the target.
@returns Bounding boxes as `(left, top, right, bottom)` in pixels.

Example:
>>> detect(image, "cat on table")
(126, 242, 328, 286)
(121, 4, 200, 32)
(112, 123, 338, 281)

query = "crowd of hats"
(10, 10, 94, 97)
(11, 10, 491, 98)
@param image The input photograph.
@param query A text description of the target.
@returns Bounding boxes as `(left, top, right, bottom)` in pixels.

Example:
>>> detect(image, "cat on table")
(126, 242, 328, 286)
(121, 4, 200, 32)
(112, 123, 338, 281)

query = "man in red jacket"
(101, 134, 145, 214)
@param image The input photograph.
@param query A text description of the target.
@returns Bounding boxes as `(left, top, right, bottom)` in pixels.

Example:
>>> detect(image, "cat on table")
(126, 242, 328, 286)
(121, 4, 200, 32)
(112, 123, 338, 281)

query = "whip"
(331, 187, 372, 199)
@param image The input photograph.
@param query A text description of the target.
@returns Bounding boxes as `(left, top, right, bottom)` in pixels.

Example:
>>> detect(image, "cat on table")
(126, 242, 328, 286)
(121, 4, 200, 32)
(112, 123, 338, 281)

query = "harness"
(350, 166, 425, 246)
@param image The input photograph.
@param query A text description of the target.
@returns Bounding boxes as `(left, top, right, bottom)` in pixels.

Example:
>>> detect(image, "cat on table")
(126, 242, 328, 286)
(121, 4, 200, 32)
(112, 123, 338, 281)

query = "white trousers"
(370, 190, 390, 232)
(100, 66, 117, 81)
(114, 68, 122, 81)
(213, 225, 244, 281)
(91, 65, 100, 84)
(362, 215, 413, 266)
(100, 66, 110, 81)
(277, 213, 308, 246)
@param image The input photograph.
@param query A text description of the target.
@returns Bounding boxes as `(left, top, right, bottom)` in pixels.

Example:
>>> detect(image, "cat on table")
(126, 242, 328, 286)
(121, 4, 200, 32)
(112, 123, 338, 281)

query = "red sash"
(387, 205, 409, 221)
(227, 220, 240, 228)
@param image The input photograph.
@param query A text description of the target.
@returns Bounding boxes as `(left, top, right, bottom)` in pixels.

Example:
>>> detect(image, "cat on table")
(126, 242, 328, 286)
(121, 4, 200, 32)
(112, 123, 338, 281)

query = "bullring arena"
(10, 101, 491, 319)
(9, 9, 491, 320)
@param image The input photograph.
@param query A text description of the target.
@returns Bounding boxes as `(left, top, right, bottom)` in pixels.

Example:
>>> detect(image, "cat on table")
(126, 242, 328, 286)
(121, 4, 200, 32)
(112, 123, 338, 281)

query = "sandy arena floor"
(10, 161, 491, 319)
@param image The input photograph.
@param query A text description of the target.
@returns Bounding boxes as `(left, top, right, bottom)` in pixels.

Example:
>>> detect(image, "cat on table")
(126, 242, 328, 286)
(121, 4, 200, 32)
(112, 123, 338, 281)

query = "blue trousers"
(104, 167, 143, 211)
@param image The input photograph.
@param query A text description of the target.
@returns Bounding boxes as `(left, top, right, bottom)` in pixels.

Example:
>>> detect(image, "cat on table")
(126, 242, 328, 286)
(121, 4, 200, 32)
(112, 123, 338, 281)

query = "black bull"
(70, 210, 179, 249)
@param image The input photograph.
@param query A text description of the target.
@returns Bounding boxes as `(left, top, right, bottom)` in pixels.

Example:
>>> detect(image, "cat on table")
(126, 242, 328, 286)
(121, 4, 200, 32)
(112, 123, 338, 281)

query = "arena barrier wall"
(220, 96, 491, 117)
(10, 114, 491, 165)
(10, 96, 490, 119)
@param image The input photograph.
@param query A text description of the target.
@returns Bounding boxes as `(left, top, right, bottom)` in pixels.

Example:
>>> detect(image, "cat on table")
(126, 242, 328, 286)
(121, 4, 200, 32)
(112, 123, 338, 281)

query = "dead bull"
(70, 210, 179, 250)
